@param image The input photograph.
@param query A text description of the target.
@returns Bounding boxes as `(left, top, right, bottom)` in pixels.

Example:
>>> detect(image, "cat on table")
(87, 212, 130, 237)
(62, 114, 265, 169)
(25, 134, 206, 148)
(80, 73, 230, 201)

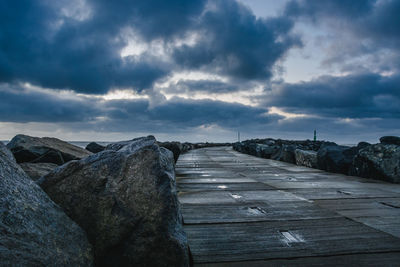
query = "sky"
(0, 0, 399, 143)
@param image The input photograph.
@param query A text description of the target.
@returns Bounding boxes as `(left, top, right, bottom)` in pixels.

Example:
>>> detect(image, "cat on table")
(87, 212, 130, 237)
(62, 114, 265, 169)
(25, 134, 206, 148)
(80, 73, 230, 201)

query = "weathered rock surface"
(7, 134, 92, 165)
(350, 143, 400, 183)
(158, 142, 183, 163)
(0, 142, 93, 266)
(272, 144, 296, 164)
(20, 162, 58, 181)
(295, 149, 318, 168)
(317, 145, 358, 174)
(85, 142, 106, 153)
(40, 136, 189, 266)
(380, 136, 400, 146)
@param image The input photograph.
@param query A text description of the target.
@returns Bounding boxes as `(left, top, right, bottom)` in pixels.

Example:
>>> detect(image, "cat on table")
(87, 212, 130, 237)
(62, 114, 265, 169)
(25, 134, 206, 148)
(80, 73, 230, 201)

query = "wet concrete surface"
(176, 147, 400, 266)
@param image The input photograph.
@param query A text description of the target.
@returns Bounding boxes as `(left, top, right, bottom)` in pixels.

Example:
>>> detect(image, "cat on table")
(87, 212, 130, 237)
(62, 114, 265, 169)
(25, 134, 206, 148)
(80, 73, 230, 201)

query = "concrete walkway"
(176, 147, 400, 266)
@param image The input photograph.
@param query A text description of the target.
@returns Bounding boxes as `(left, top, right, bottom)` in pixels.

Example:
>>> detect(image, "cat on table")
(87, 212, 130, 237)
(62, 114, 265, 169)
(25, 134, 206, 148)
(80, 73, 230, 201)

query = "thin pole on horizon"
(238, 131, 240, 142)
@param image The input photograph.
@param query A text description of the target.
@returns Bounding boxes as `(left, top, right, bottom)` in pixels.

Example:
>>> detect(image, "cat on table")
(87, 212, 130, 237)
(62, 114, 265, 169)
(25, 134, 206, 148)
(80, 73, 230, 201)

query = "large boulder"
(7, 134, 92, 165)
(39, 136, 189, 266)
(158, 142, 183, 163)
(317, 145, 359, 174)
(350, 143, 400, 183)
(380, 136, 400, 146)
(19, 162, 58, 181)
(85, 142, 106, 153)
(0, 142, 93, 266)
(272, 144, 296, 164)
(256, 144, 280, 159)
(295, 149, 318, 168)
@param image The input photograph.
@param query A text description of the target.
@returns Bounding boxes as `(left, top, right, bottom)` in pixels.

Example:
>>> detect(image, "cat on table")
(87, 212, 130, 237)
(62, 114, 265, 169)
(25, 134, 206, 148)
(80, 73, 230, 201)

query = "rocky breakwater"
(233, 136, 400, 183)
(350, 136, 400, 183)
(7, 134, 92, 180)
(0, 142, 93, 265)
(87, 140, 231, 163)
(39, 136, 189, 266)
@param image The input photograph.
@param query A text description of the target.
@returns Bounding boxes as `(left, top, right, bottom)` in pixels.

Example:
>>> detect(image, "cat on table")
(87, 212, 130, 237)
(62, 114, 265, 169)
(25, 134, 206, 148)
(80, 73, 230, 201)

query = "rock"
(317, 145, 358, 174)
(39, 136, 189, 266)
(295, 149, 318, 168)
(350, 143, 400, 183)
(380, 136, 400, 146)
(256, 144, 280, 159)
(6, 134, 92, 165)
(159, 142, 183, 163)
(272, 144, 296, 164)
(104, 135, 156, 152)
(19, 162, 58, 181)
(86, 142, 106, 153)
(0, 142, 93, 266)
(357, 141, 371, 149)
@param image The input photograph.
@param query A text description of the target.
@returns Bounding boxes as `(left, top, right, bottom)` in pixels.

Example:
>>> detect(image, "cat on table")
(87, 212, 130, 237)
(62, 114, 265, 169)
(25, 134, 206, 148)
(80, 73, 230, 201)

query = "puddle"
(337, 190, 352, 195)
(230, 193, 243, 199)
(279, 231, 305, 245)
(246, 206, 267, 215)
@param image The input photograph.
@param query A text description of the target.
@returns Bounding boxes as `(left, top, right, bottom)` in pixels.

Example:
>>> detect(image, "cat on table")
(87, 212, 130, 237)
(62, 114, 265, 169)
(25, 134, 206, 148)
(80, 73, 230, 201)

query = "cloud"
(262, 73, 400, 119)
(0, 0, 299, 95)
(173, 0, 301, 81)
(0, 83, 100, 122)
(0, 83, 280, 132)
(284, 0, 400, 70)
(0, 0, 207, 94)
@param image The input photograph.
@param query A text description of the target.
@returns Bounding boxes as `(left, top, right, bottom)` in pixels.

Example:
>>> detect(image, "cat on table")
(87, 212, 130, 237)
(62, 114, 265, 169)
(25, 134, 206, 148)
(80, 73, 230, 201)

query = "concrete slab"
(176, 147, 400, 265)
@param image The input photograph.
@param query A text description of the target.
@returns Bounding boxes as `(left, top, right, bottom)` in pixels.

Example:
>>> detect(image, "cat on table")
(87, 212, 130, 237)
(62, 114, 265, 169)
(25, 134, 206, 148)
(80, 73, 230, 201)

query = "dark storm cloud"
(0, 0, 206, 94)
(165, 80, 242, 94)
(0, 83, 100, 122)
(0, 83, 280, 131)
(263, 73, 400, 119)
(0, 0, 298, 94)
(173, 0, 301, 81)
(146, 97, 280, 129)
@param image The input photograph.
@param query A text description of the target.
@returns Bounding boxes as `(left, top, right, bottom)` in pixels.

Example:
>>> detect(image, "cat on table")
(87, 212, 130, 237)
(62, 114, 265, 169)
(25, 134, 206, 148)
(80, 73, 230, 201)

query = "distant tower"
(314, 129, 317, 141)
(238, 131, 240, 142)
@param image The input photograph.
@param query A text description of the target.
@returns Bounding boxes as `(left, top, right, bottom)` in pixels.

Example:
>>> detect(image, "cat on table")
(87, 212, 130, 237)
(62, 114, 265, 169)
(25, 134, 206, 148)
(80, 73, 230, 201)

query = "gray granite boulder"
(85, 142, 106, 153)
(0, 142, 93, 266)
(350, 143, 400, 183)
(7, 134, 92, 165)
(317, 145, 357, 174)
(272, 144, 296, 164)
(19, 162, 58, 181)
(380, 136, 400, 146)
(158, 141, 183, 163)
(295, 149, 318, 168)
(39, 136, 189, 266)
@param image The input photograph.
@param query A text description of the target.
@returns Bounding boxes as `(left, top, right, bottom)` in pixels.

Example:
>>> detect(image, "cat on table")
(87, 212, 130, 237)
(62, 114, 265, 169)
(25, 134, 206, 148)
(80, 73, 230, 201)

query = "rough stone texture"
(40, 136, 189, 267)
(317, 145, 357, 174)
(0, 142, 93, 266)
(19, 162, 58, 181)
(85, 142, 106, 153)
(256, 144, 280, 159)
(104, 135, 155, 152)
(272, 144, 296, 164)
(7, 134, 92, 165)
(159, 142, 183, 163)
(380, 136, 400, 146)
(350, 143, 400, 183)
(295, 149, 318, 168)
